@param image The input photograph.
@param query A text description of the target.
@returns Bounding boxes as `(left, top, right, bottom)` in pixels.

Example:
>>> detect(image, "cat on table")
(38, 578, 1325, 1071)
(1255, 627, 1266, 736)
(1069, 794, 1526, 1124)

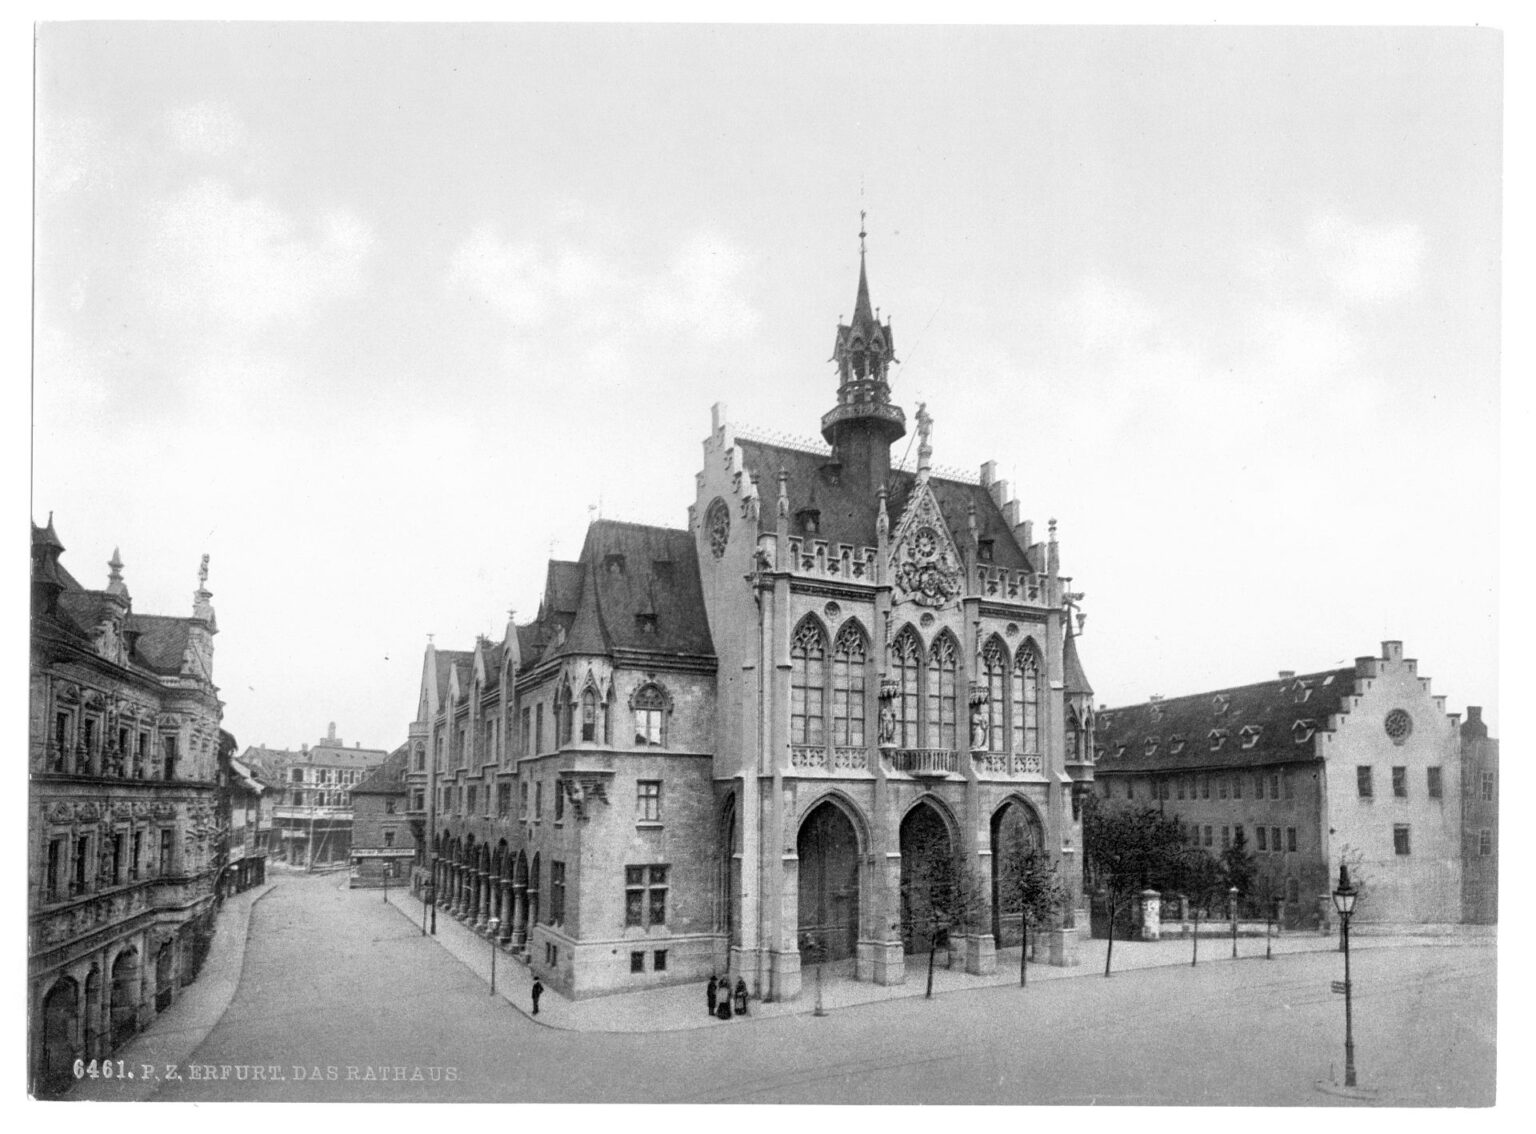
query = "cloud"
(165, 102, 249, 158)
(1306, 214, 1426, 305)
(445, 224, 759, 341)
(147, 179, 375, 335)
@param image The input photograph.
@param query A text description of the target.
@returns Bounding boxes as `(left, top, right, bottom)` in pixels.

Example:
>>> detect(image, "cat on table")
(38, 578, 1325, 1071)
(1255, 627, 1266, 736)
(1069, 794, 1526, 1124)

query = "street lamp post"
(1229, 886, 1239, 959)
(1266, 897, 1278, 960)
(1331, 864, 1359, 1088)
(489, 917, 501, 996)
(383, 862, 389, 904)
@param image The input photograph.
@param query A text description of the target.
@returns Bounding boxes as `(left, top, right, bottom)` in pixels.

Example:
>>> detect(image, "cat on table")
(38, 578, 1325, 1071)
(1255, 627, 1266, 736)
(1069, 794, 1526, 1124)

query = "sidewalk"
(69, 881, 278, 1102)
(381, 886, 1494, 1034)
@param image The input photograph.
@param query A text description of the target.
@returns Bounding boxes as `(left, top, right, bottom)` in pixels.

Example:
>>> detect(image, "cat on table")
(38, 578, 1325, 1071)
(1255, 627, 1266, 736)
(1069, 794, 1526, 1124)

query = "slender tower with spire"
(821, 214, 906, 495)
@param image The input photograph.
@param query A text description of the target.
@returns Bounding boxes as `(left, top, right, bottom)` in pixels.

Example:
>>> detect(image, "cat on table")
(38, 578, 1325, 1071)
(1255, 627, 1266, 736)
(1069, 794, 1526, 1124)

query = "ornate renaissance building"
(29, 518, 225, 1095)
(409, 240, 1097, 1000)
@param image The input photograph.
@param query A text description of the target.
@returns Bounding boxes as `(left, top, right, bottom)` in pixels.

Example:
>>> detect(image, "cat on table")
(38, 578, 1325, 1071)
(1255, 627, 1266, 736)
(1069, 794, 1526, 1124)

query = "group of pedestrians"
(707, 974, 749, 1020)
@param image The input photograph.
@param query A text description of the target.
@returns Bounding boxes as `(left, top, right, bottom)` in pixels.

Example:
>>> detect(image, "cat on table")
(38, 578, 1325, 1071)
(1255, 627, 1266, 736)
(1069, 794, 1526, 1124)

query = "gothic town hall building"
(409, 245, 1097, 1000)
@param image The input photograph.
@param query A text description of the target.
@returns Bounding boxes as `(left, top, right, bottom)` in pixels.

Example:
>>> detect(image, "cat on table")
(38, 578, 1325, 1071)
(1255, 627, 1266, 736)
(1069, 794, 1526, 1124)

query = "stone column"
(512, 883, 528, 950)
(499, 881, 514, 944)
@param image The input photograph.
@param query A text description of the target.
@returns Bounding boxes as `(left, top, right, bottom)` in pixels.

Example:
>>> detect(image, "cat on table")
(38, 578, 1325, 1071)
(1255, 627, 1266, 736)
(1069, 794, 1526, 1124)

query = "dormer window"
(1240, 724, 1262, 749)
(1293, 680, 1312, 704)
(604, 553, 627, 576)
(1292, 719, 1317, 744)
(1212, 693, 1230, 716)
(1144, 736, 1160, 758)
(1169, 735, 1186, 755)
(1208, 728, 1228, 751)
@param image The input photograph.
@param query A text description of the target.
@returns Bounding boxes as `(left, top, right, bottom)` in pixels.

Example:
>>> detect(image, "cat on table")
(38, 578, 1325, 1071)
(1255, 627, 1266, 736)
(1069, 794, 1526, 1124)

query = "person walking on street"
(706, 975, 718, 1018)
(733, 976, 749, 1017)
(531, 975, 544, 1016)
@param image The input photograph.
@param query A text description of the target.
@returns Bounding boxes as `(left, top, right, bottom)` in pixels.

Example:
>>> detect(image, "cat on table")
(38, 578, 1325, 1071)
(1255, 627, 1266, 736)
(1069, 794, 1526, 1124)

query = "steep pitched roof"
(735, 438, 1035, 572)
(353, 746, 408, 795)
(124, 613, 191, 674)
(1095, 667, 1357, 773)
(1063, 631, 1094, 697)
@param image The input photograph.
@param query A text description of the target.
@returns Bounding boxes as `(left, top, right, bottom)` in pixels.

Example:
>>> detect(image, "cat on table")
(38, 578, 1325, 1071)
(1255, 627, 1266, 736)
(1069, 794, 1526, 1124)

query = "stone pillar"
(1137, 889, 1162, 941)
(1043, 924, 1082, 966)
(768, 853, 802, 1000)
(512, 883, 528, 949)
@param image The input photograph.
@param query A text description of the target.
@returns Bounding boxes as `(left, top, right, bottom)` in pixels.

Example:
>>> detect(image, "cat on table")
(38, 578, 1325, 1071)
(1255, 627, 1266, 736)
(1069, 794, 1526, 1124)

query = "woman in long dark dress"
(733, 977, 748, 1016)
(706, 975, 718, 1018)
(717, 994, 732, 1020)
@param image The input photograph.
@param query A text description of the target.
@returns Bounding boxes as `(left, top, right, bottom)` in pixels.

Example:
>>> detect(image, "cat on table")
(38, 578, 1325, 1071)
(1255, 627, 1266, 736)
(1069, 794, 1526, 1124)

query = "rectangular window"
(545, 942, 558, 967)
(47, 838, 63, 900)
(1218, 777, 1228, 800)
(1255, 775, 1265, 800)
(1427, 767, 1442, 799)
(630, 950, 645, 974)
(1270, 826, 1282, 853)
(413, 789, 424, 812)
(1393, 824, 1411, 855)
(1392, 766, 1407, 798)
(1201, 777, 1210, 800)
(1286, 827, 1297, 852)
(159, 829, 173, 875)
(555, 781, 565, 822)
(637, 780, 662, 823)
(385, 799, 396, 814)
(1202, 825, 1213, 848)
(635, 707, 664, 747)
(1176, 778, 1185, 800)
(109, 834, 123, 884)
(383, 829, 395, 847)
(1126, 780, 1134, 801)
(520, 781, 529, 820)
(1357, 766, 1373, 799)
(521, 707, 531, 755)
(162, 735, 178, 779)
(497, 783, 511, 818)
(535, 704, 544, 753)
(136, 731, 147, 776)
(292, 767, 304, 782)
(1270, 773, 1280, 799)
(74, 835, 90, 892)
(550, 861, 566, 923)
(1479, 828, 1492, 856)
(1481, 772, 1495, 802)
(624, 864, 669, 927)
(1256, 827, 1267, 851)
(653, 949, 667, 972)
(130, 831, 142, 880)
(1221, 826, 1230, 850)
(535, 781, 543, 820)
(1232, 776, 1242, 800)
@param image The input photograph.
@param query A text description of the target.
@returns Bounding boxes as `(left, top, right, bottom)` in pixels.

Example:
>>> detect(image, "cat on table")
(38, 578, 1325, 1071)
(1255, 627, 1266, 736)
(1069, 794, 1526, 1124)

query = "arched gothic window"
(580, 686, 599, 742)
(892, 628, 922, 749)
(791, 618, 827, 746)
(632, 683, 668, 746)
(926, 632, 959, 750)
(831, 622, 867, 746)
(982, 637, 1009, 751)
(1066, 707, 1082, 762)
(1011, 640, 1042, 754)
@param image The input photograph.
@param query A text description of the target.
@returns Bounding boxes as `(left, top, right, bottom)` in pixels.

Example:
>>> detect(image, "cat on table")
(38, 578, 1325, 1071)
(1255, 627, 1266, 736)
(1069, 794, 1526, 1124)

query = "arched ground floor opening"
(796, 800, 860, 963)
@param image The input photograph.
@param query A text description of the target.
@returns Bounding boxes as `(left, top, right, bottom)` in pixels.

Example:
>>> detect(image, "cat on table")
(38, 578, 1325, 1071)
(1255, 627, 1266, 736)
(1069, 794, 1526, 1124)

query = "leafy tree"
(900, 837, 987, 999)
(1083, 797, 1185, 976)
(1219, 824, 1256, 900)
(1177, 845, 1225, 966)
(995, 842, 1068, 986)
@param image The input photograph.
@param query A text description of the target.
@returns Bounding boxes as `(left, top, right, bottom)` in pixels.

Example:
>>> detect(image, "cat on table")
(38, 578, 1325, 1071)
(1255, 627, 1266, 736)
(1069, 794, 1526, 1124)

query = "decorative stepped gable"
(888, 473, 965, 608)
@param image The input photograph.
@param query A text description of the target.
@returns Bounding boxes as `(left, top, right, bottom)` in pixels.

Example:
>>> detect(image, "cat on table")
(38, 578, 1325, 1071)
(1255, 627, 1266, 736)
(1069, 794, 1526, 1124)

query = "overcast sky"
(32, 23, 1501, 753)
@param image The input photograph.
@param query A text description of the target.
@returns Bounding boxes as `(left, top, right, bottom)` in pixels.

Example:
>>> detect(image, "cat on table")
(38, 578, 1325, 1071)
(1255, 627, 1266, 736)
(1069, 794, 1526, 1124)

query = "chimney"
(328, 721, 337, 741)
(1279, 670, 1295, 680)
(1149, 695, 1163, 704)
(980, 460, 996, 488)
(1461, 705, 1488, 740)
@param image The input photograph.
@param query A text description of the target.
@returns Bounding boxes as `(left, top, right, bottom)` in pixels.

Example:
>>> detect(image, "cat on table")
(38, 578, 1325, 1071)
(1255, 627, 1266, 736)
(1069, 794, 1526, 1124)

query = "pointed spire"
(107, 546, 130, 600)
(852, 210, 875, 329)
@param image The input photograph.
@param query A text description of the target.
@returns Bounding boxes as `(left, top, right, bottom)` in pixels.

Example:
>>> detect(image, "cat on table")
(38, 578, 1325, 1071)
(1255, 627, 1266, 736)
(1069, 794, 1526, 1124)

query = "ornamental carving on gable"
(894, 525, 961, 607)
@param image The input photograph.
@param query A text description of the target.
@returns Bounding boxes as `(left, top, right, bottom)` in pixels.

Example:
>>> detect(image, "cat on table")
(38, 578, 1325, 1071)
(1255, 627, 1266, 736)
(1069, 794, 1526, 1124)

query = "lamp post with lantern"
(488, 917, 501, 996)
(1332, 865, 1359, 1088)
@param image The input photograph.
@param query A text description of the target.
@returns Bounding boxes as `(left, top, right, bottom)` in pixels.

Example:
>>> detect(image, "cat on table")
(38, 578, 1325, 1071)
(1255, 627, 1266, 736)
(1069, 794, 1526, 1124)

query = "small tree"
(1178, 845, 1225, 966)
(901, 840, 986, 999)
(1083, 799, 1185, 976)
(996, 842, 1067, 986)
(1219, 824, 1256, 900)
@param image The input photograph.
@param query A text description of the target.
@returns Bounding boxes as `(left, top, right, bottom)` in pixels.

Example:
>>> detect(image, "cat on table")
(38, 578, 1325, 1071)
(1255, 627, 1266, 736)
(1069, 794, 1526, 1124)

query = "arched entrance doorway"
(899, 800, 954, 955)
(39, 976, 79, 1095)
(991, 798, 1044, 947)
(796, 800, 860, 962)
(109, 948, 139, 1047)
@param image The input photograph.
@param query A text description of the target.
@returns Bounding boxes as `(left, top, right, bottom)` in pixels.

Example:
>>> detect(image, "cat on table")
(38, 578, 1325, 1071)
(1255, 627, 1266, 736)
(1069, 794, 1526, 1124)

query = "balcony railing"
(889, 748, 958, 776)
(789, 745, 872, 774)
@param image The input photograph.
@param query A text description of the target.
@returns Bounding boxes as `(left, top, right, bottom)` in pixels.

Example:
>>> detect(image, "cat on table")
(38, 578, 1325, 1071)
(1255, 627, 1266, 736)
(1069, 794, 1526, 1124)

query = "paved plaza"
(71, 871, 1496, 1105)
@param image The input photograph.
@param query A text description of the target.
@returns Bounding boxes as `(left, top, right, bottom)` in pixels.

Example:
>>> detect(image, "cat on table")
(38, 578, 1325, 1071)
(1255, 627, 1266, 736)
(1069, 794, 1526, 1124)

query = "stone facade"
(29, 519, 225, 1096)
(349, 745, 416, 888)
(1095, 641, 1469, 927)
(407, 243, 1096, 1000)
(217, 734, 268, 896)
(1460, 707, 1498, 923)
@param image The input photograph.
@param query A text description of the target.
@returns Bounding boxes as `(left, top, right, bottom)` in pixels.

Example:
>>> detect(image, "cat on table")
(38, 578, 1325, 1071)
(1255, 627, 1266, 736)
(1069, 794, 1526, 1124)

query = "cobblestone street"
(69, 872, 1496, 1105)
